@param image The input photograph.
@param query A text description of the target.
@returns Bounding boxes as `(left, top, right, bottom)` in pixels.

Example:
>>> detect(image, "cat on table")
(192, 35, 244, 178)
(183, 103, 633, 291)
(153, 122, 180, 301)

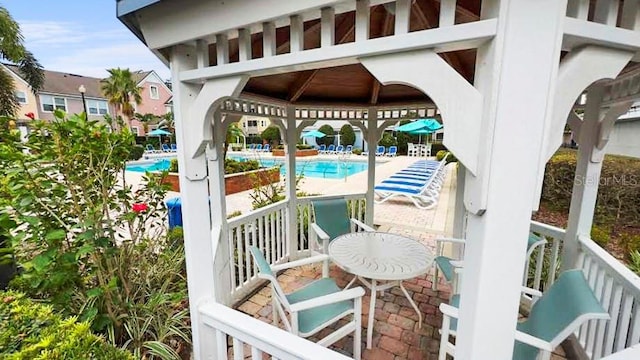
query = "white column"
(285, 108, 299, 259)
(170, 45, 216, 360)
(452, 164, 466, 240)
(365, 110, 378, 226)
(456, 1, 566, 359)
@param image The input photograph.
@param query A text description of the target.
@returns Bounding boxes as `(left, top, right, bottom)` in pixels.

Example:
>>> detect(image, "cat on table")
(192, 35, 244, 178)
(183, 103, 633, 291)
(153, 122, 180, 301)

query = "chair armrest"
(310, 223, 330, 241)
(439, 303, 459, 319)
(289, 287, 366, 312)
(514, 330, 554, 352)
(351, 218, 375, 232)
(520, 286, 543, 299)
(271, 254, 330, 272)
(436, 237, 467, 244)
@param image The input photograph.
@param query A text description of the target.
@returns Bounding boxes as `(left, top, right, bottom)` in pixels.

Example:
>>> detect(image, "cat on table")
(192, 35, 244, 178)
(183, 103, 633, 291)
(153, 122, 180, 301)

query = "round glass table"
(329, 231, 434, 349)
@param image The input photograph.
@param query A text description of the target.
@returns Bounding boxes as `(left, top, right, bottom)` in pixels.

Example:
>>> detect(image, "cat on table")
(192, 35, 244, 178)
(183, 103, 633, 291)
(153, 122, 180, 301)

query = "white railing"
(528, 221, 566, 292)
(227, 200, 289, 302)
(200, 301, 351, 360)
(227, 193, 368, 304)
(576, 235, 640, 359)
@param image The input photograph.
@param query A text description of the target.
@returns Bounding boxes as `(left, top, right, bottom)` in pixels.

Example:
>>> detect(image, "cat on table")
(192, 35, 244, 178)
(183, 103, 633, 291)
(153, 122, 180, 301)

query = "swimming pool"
(126, 156, 371, 179)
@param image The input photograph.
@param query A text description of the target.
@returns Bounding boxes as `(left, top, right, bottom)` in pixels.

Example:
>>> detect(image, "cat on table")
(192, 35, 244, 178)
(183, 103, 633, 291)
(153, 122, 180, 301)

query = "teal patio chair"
(433, 233, 547, 295)
(249, 246, 365, 360)
(310, 197, 375, 277)
(438, 269, 610, 360)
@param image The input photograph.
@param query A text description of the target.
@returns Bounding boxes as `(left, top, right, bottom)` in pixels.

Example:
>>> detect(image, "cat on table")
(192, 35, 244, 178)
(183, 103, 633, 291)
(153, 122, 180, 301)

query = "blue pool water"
(126, 156, 370, 179)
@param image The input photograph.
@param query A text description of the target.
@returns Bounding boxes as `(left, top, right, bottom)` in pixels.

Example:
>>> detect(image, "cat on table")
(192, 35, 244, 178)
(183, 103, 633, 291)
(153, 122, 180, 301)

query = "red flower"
(132, 203, 148, 213)
(25, 112, 35, 120)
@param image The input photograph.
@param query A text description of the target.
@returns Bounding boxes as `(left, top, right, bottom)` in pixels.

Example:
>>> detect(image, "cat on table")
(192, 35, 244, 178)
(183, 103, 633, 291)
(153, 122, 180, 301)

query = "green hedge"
(0, 291, 133, 360)
(542, 149, 640, 227)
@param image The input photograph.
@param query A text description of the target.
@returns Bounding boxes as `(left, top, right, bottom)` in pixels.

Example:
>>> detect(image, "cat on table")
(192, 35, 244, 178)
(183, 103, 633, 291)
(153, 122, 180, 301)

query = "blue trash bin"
(166, 197, 182, 229)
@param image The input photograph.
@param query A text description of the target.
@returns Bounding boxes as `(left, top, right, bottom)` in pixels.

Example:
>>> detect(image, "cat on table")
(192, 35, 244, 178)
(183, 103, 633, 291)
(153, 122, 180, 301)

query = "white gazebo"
(118, 1, 640, 359)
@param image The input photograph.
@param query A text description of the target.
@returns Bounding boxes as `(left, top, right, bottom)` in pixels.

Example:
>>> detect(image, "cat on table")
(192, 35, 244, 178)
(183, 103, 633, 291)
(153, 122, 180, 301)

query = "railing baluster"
(237, 225, 245, 286)
(547, 237, 561, 287)
(258, 216, 265, 259)
(439, 0, 457, 27)
(355, 0, 370, 42)
(245, 223, 253, 283)
(395, 0, 411, 34)
(252, 219, 258, 276)
(621, 0, 640, 30)
(233, 337, 244, 360)
(216, 33, 230, 65)
(616, 293, 634, 351)
(533, 243, 545, 290)
(321, 7, 335, 48)
(290, 15, 304, 53)
(270, 209, 276, 262)
(238, 28, 252, 61)
(594, 276, 615, 359)
(631, 303, 640, 346)
(567, 0, 591, 20)
(263, 22, 276, 57)
(216, 329, 228, 359)
(604, 285, 624, 356)
(251, 347, 263, 358)
(594, 0, 621, 26)
(587, 267, 607, 356)
(229, 229, 237, 291)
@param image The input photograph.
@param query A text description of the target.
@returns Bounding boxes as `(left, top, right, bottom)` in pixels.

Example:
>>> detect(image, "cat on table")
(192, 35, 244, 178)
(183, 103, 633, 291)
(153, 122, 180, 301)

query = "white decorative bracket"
(592, 101, 634, 162)
(296, 120, 317, 139)
(186, 76, 249, 180)
(361, 49, 482, 176)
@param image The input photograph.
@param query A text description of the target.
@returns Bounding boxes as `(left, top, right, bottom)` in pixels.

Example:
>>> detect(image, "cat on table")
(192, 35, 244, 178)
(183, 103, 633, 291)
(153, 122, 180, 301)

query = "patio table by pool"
(328, 232, 433, 349)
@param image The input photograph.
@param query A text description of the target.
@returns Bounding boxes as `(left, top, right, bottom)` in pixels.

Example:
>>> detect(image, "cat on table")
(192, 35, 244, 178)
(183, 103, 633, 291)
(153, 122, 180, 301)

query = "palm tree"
(101, 68, 142, 131)
(134, 112, 158, 134)
(0, 6, 44, 117)
(225, 122, 244, 159)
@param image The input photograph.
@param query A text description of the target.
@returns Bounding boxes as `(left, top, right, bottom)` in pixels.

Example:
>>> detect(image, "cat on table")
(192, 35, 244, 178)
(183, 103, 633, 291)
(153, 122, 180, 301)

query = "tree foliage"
(0, 6, 44, 116)
(318, 124, 335, 146)
(261, 126, 281, 146)
(101, 68, 143, 131)
(339, 124, 355, 146)
(225, 122, 244, 158)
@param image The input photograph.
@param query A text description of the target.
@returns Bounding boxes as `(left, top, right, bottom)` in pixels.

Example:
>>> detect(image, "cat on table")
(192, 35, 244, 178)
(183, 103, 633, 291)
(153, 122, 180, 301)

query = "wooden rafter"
(369, 9, 394, 104)
(287, 14, 355, 102)
(370, 80, 381, 104)
(414, 0, 470, 80)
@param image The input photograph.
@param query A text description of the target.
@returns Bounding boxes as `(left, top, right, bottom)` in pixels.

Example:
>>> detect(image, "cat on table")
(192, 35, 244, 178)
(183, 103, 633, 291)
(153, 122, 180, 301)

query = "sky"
(4, 0, 170, 80)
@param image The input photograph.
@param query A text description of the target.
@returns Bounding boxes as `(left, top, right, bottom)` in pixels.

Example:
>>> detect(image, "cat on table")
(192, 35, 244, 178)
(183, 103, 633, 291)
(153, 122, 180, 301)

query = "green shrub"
(0, 291, 133, 359)
(436, 150, 447, 161)
(129, 145, 145, 160)
(169, 158, 179, 173)
(227, 210, 242, 219)
(591, 225, 611, 247)
(541, 149, 640, 227)
(621, 232, 640, 254)
(378, 133, 397, 148)
(318, 125, 336, 146)
(629, 250, 640, 276)
(431, 142, 447, 155)
(225, 159, 260, 174)
(353, 148, 363, 155)
(339, 124, 355, 146)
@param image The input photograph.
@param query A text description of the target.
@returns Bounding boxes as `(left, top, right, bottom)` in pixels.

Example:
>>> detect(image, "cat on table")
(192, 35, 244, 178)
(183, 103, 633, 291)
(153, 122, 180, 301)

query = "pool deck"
(124, 153, 451, 233)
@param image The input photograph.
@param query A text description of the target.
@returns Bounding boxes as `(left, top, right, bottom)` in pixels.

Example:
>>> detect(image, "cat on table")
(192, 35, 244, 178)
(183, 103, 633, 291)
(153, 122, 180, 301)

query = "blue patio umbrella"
(301, 130, 326, 138)
(396, 118, 443, 144)
(147, 129, 172, 136)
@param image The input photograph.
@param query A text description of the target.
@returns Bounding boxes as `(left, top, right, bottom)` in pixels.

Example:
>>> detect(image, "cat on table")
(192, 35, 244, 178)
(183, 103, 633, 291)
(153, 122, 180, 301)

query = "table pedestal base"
(347, 276, 422, 349)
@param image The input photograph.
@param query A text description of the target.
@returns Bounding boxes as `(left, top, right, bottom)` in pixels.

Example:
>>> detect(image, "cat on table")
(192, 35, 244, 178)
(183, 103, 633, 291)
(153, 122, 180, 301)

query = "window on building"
(131, 126, 140, 135)
(261, 121, 265, 126)
(40, 95, 66, 112)
(87, 100, 109, 115)
(15, 90, 27, 104)
(150, 85, 159, 99)
(248, 120, 258, 127)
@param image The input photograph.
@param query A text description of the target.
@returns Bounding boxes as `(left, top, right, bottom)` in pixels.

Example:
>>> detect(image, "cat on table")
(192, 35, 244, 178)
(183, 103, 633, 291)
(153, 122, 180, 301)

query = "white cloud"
(18, 20, 170, 80)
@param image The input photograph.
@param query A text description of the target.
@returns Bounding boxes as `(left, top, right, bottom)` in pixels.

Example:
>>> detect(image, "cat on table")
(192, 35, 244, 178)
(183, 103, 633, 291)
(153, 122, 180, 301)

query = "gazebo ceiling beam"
(287, 14, 356, 102)
(368, 10, 393, 105)
(563, 17, 640, 54)
(414, 0, 469, 80)
(179, 19, 497, 83)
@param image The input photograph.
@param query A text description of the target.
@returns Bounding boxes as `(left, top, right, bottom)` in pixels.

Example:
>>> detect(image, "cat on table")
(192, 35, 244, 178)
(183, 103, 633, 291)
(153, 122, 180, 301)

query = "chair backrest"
(248, 143, 255, 150)
(249, 246, 290, 307)
(345, 145, 353, 152)
(520, 270, 609, 347)
(312, 198, 351, 241)
(319, 144, 326, 151)
(388, 146, 397, 154)
(255, 144, 262, 150)
(328, 144, 335, 151)
(162, 144, 170, 151)
(336, 145, 344, 152)
(263, 144, 270, 151)
(376, 145, 385, 154)
(171, 143, 177, 150)
(146, 144, 154, 151)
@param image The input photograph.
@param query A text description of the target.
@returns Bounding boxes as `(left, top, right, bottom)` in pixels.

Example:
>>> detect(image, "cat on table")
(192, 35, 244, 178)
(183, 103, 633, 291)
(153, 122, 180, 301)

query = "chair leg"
(272, 296, 279, 326)
(354, 298, 362, 360)
(439, 316, 451, 360)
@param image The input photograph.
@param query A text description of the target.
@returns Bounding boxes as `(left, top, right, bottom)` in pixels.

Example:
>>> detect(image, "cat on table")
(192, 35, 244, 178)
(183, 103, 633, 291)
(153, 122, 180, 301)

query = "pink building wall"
(130, 72, 172, 136)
